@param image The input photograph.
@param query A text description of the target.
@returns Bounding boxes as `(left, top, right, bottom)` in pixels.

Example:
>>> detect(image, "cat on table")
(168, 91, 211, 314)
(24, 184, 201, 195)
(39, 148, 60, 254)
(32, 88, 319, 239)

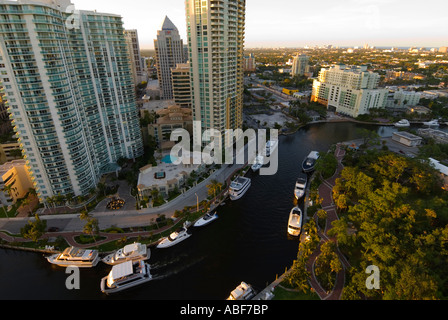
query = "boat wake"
(150, 256, 205, 280)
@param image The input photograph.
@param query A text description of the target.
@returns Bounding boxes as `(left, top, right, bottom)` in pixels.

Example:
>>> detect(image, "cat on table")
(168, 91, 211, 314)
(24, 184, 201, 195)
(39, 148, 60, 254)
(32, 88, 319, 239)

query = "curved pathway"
(307, 143, 351, 300)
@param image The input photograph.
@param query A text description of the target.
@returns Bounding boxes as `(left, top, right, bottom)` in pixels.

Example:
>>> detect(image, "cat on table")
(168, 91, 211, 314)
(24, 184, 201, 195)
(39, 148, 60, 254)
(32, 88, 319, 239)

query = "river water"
(0, 122, 404, 300)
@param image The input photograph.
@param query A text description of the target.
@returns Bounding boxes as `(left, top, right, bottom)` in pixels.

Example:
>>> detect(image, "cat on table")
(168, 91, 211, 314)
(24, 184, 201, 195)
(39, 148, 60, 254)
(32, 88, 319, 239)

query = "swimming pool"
(162, 155, 179, 164)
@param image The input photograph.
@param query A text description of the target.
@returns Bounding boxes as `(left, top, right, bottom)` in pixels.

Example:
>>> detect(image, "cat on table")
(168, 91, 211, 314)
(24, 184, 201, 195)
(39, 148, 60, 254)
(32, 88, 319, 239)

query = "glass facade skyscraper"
(0, 0, 143, 202)
(154, 16, 184, 100)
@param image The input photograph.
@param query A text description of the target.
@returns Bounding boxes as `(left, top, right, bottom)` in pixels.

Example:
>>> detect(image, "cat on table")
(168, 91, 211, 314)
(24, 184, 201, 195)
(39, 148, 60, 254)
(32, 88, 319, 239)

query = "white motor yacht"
(302, 151, 320, 173)
(227, 282, 256, 300)
(287, 207, 303, 237)
(294, 177, 307, 199)
(100, 260, 152, 294)
(394, 119, 410, 128)
(46, 246, 100, 268)
(265, 140, 278, 157)
(423, 119, 440, 127)
(157, 222, 191, 249)
(229, 176, 251, 201)
(102, 242, 149, 266)
(251, 154, 264, 172)
(194, 211, 218, 227)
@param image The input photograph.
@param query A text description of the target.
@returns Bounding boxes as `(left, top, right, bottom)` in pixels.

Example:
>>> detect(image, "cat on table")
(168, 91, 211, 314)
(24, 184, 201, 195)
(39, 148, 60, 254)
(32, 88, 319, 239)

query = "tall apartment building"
(154, 16, 184, 100)
(311, 64, 388, 117)
(244, 53, 256, 72)
(185, 0, 246, 148)
(291, 54, 309, 77)
(171, 62, 191, 108)
(124, 29, 147, 86)
(0, 0, 144, 203)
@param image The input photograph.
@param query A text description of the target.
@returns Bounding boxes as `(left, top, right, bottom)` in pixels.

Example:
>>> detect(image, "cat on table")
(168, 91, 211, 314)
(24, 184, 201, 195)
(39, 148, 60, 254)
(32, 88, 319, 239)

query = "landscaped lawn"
(272, 285, 320, 300)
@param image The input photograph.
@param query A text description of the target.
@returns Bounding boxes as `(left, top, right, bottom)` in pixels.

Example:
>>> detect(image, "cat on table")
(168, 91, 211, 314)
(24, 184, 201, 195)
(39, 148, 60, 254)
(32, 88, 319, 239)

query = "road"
(0, 147, 251, 234)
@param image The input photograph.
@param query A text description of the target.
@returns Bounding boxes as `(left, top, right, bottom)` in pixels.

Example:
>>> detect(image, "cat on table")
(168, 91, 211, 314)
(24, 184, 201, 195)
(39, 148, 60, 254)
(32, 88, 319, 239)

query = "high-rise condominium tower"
(125, 29, 147, 86)
(185, 0, 245, 148)
(291, 54, 309, 77)
(0, 0, 143, 202)
(154, 16, 184, 100)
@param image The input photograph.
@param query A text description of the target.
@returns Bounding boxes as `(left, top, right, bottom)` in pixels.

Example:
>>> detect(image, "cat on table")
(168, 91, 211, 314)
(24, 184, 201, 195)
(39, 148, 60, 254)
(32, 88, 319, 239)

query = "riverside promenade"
(307, 143, 351, 300)
(0, 160, 249, 252)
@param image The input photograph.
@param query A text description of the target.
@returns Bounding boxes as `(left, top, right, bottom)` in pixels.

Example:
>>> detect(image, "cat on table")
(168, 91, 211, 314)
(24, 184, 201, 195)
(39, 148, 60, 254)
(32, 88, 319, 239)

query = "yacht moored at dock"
(100, 260, 152, 294)
(102, 243, 149, 266)
(251, 155, 264, 172)
(294, 177, 307, 199)
(194, 211, 218, 227)
(394, 119, 410, 128)
(46, 246, 100, 268)
(227, 282, 256, 300)
(229, 176, 251, 201)
(423, 119, 440, 127)
(265, 140, 278, 157)
(302, 151, 320, 173)
(287, 207, 303, 237)
(157, 222, 192, 248)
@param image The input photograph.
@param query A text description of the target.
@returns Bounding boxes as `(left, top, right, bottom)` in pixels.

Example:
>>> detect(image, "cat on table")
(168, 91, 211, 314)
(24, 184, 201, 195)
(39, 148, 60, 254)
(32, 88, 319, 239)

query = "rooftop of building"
(0, 159, 27, 175)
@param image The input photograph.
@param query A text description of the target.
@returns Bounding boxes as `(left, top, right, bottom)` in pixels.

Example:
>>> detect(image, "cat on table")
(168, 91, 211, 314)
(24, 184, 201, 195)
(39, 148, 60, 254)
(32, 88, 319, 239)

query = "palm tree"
(97, 182, 106, 197)
(46, 196, 55, 214)
(21, 197, 33, 216)
(207, 179, 223, 199)
(83, 217, 99, 242)
(66, 193, 73, 206)
(150, 188, 159, 206)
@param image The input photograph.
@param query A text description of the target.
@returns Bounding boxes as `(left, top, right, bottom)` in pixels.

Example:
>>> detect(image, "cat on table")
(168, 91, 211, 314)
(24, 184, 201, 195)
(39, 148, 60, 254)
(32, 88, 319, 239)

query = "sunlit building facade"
(185, 0, 246, 148)
(124, 29, 147, 86)
(291, 54, 309, 77)
(311, 64, 388, 118)
(154, 16, 185, 100)
(0, 0, 143, 203)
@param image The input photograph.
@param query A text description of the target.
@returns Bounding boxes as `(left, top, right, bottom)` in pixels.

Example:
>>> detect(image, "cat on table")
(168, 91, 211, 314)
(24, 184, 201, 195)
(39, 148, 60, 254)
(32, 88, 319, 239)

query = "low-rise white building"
(387, 89, 421, 108)
(392, 132, 423, 147)
(311, 65, 388, 117)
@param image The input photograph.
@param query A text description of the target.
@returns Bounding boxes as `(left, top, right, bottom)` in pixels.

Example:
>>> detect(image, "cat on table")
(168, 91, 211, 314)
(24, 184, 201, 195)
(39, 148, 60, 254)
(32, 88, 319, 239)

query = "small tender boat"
(423, 119, 439, 127)
(227, 282, 256, 300)
(194, 211, 218, 227)
(46, 246, 100, 268)
(287, 207, 303, 237)
(394, 119, 410, 128)
(229, 176, 251, 201)
(100, 260, 152, 294)
(157, 222, 191, 248)
(302, 151, 320, 173)
(102, 242, 149, 266)
(251, 155, 264, 172)
(294, 177, 307, 199)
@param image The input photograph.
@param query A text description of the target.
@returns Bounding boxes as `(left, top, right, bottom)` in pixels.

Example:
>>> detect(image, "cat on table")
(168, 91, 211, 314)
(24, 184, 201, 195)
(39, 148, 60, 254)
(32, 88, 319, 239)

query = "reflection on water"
(0, 122, 417, 300)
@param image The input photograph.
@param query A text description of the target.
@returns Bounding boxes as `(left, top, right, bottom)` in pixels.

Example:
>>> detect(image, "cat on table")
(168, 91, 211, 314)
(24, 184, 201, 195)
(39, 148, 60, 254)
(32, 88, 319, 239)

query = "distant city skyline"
(72, 0, 447, 49)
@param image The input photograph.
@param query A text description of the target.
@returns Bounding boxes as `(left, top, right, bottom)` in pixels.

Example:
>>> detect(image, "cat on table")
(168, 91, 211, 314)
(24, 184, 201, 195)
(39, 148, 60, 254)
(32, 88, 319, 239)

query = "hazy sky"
(72, 0, 448, 49)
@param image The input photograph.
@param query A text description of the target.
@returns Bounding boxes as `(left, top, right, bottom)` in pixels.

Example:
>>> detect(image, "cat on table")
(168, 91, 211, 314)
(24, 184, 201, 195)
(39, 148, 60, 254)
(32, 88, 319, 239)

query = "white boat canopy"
(308, 151, 319, 159)
(109, 261, 134, 281)
(123, 243, 142, 255)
